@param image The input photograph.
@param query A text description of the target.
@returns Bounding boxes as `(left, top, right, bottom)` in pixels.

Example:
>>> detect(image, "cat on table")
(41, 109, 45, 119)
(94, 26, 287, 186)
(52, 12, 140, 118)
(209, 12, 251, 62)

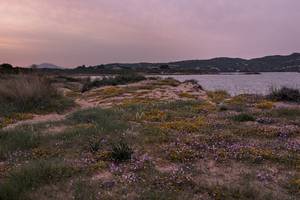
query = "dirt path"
(3, 99, 96, 130)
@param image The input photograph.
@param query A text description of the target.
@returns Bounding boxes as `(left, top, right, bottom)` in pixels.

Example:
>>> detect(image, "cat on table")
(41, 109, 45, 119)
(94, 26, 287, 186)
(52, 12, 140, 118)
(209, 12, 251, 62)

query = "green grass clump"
(0, 160, 74, 200)
(267, 87, 300, 102)
(269, 108, 300, 119)
(231, 113, 256, 122)
(0, 129, 39, 159)
(111, 141, 133, 162)
(69, 108, 128, 133)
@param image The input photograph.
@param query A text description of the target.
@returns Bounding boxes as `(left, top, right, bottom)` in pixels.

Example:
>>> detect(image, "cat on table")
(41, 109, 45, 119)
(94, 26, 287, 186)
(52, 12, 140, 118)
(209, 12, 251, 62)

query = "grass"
(68, 108, 129, 134)
(268, 108, 300, 119)
(207, 90, 230, 103)
(0, 76, 299, 199)
(0, 160, 74, 200)
(111, 141, 133, 162)
(0, 74, 74, 118)
(267, 87, 300, 102)
(0, 129, 40, 159)
(73, 179, 97, 200)
(231, 113, 256, 122)
(256, 101, 274, 109)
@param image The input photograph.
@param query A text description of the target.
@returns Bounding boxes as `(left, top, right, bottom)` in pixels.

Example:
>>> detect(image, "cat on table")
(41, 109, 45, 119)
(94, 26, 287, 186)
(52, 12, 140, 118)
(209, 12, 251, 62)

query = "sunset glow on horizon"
(1, 0, 300, 67)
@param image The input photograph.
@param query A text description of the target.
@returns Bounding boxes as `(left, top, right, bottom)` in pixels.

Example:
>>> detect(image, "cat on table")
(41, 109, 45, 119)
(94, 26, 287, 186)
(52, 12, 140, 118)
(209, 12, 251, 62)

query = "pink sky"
(1, 0, 300, 67)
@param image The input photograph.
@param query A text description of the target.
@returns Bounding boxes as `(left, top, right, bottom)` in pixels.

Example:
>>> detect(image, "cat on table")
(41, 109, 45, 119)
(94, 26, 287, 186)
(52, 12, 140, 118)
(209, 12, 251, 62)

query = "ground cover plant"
(0, 77, 299, 199)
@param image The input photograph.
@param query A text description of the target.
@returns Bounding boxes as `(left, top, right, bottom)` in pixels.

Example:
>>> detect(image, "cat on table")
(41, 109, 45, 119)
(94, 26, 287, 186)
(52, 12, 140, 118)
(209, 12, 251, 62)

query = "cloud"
(0, 0, 300, 67)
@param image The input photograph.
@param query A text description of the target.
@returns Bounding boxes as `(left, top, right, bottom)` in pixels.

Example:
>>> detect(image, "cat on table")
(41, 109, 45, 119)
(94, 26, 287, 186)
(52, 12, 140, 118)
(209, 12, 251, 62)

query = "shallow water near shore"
(160, 72, 300, 95)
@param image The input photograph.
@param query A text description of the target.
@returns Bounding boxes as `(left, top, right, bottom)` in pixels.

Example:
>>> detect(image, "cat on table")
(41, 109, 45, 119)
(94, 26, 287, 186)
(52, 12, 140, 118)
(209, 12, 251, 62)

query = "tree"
(0, 63, 13, 70)
(0, 63, 15, 74)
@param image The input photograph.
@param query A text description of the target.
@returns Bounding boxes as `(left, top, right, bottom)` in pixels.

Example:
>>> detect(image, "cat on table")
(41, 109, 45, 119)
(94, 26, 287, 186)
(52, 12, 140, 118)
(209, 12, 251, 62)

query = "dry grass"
(0, 74, 73, 117)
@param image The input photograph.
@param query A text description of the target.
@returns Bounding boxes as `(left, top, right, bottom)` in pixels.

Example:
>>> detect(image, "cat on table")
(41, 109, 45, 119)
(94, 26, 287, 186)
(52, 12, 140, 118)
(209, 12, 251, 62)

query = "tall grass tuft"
(111, 141, 133, 162)
(0, 74, 73, 116)
(267, 87, 300, 102)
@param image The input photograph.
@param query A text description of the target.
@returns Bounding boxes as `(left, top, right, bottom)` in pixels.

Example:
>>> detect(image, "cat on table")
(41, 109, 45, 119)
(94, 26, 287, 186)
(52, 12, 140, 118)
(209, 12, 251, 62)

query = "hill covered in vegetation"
(74, 53, 300, 74)
(1, 53, 300, 75)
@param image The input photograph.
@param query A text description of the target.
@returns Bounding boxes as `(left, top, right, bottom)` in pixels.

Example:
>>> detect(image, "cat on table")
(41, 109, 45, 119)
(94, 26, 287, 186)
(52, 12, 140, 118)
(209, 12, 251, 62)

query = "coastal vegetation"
(81, 73, 146, 92)
(268, 87, 300, 102)
(0, 73, 299, 199)
(0, 75, 74, 128)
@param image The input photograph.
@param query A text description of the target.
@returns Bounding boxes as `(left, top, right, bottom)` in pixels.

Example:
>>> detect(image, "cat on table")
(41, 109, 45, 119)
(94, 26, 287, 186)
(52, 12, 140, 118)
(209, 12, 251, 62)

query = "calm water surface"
(161, 72, 300, 95)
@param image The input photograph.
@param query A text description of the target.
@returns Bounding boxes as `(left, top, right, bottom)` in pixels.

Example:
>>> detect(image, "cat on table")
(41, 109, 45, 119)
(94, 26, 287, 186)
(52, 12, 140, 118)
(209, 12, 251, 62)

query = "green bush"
(232, 113, 256, 122)
(81, 73, 146, 92)
(267, 87, 300, 102)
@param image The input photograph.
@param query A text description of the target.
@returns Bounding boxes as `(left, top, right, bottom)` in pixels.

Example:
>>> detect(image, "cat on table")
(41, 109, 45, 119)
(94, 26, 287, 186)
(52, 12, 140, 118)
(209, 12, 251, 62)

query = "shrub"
(208, 90, 230, 103)
(88, 138, 101, 153)
(0, 75, 73, 117)
(154, 78, 180, 87)
(111, 141, 133, 162)
(232, 113, 256, 122)
(0, 160, 74, 200)
(267, 87, 300, 102)
(81, 73, 146, 92)
(269, 108, 300, 119)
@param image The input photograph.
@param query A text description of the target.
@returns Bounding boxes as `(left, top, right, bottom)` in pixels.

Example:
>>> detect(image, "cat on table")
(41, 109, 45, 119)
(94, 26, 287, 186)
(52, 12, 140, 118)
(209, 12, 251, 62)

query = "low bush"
(81, 73, 146, 92)
(269, 108, 300, 119)
(0, 75, 74, 117)
(208, 90, 230, 103)
(232, 113, 256, 122)
(267, 87, 300, 102)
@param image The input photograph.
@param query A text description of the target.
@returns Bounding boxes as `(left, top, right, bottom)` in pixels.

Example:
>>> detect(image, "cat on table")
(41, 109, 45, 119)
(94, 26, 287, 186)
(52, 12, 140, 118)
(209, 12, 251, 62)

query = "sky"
(0, 0, 300, 67)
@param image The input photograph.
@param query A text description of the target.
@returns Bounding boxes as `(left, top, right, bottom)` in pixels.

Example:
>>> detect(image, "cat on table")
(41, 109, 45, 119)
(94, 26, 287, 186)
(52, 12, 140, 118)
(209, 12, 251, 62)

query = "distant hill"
(34, 63, 62, 69)
(74, 53, 300, 74)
